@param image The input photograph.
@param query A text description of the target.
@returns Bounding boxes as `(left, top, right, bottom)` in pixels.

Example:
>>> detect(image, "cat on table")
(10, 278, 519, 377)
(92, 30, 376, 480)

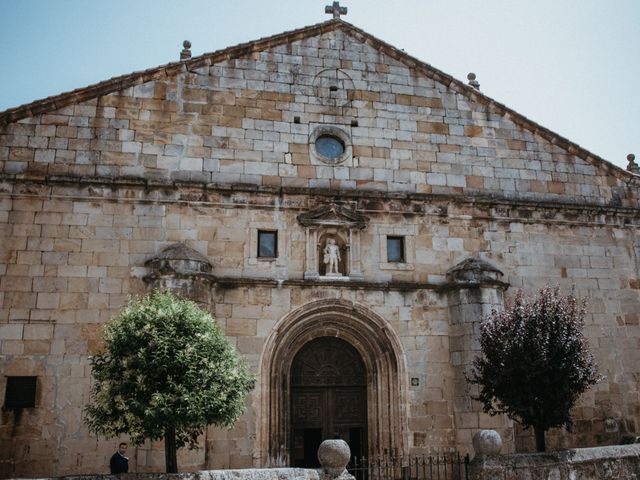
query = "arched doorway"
(290, 337, 367, 467)
(259, 299, 409, 467)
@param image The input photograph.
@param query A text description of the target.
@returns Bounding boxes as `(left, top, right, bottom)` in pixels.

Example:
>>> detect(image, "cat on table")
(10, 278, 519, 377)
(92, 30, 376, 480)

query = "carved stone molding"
(297, 204, 368, 229)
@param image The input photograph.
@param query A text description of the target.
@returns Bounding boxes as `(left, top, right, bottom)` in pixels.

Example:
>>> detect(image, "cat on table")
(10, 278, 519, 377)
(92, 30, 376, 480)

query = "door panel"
(290, 337, 368, 468)
(291, 387, 366, 466)
(292, 390, 323, 425)
(334, 389, 366, 424)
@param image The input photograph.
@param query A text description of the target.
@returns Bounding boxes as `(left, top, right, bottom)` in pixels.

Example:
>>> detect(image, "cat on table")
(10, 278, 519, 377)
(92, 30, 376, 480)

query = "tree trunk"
(164, 426, 178, 473)
(534, 426, 546, 452)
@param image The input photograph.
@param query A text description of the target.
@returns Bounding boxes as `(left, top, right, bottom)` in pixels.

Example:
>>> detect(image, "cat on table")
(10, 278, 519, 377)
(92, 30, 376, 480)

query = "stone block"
(36, 293, 60, 309)
(23, 324, 54, 340)
(226, 318, 257, 336)
(1, 340, 25, 354)
(0, 323, 24, 340)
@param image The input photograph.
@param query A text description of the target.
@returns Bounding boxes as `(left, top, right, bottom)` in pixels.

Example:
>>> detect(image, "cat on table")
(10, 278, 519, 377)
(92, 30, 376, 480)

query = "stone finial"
(472, 430, 502, 456)
(180, 40, 192, 60)
(446, 257, 503, 284)
(143, 243, 215, 305)
(325, 1, 348, 19)
(144, 243, 212, 276)
(467, 72, 480, 90)
(318, 439, 351, 477)
(627, 153, 639, 174)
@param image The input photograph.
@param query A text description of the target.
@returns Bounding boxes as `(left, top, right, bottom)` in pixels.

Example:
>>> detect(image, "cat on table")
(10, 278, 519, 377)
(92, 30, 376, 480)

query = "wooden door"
(290, 337, 367, 467)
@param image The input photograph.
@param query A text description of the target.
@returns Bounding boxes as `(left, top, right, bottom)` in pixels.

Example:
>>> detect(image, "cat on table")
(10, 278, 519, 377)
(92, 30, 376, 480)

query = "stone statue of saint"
(323, 237, 341, 275)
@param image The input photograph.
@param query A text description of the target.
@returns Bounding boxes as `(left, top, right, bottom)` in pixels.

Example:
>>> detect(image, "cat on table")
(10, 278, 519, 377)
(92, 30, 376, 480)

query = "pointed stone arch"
(258, 299, 409, 465)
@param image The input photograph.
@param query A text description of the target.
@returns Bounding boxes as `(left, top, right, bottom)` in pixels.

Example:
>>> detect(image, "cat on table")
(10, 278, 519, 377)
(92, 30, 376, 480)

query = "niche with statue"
(318, 230, 348, 277)
(296, 203, 368, 281)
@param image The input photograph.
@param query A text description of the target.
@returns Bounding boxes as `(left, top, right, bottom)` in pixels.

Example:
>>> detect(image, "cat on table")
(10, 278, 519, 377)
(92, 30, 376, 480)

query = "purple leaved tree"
(468, 286, 600, 452)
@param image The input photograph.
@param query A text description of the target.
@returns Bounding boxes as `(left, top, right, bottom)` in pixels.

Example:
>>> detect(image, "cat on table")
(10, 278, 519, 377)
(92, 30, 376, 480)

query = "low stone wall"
(469, 444, 640, 480)
(11, 468, 319, 480)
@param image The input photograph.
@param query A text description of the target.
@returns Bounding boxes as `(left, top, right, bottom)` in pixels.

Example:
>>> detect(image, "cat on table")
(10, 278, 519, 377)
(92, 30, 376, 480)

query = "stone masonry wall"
(1, 187, 638, 476)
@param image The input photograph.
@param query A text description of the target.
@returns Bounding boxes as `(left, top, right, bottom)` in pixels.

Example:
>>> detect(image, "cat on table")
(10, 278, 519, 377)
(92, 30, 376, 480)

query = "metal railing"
(349, 453, 469, 480)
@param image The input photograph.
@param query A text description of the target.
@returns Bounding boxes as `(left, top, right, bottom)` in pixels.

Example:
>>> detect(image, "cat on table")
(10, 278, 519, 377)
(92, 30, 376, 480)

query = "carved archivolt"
(258, 299, 409, 465)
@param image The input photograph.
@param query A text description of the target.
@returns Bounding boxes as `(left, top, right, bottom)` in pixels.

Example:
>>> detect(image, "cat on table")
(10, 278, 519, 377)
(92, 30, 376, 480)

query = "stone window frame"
(246, 222, 287, 267)
(386, 236, 405, 263)
(378, 225, 415, 271)
(257, 230, 278, 259)
(309, 125, 353, 166)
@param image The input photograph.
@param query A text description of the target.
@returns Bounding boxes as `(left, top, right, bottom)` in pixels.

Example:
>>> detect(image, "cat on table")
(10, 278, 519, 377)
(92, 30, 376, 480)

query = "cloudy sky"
(1, 0, 638, 170)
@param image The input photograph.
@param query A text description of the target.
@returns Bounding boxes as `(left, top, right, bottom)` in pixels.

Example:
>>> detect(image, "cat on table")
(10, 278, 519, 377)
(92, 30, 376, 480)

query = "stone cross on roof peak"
(325, 1, 347, 19)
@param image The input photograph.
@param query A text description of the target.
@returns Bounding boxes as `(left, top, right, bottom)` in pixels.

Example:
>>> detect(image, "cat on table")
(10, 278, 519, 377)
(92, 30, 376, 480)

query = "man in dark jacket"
(110, 442, 129, 474)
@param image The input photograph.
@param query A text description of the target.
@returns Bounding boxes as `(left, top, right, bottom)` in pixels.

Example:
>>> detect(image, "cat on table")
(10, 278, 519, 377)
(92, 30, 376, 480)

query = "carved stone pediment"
(297, 204, 366, 280)
(297, 204, 368, 229)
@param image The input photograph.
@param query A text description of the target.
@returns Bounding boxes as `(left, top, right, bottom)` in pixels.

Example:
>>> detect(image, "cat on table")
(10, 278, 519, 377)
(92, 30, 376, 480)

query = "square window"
(258, 230, 277, 258)
(387, 236, 405, 263)
(4, 376, 37, 409)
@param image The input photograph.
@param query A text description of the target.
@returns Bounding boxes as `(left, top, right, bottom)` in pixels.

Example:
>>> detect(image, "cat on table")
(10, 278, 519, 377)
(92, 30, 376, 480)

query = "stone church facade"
(0, 17, 639, 478)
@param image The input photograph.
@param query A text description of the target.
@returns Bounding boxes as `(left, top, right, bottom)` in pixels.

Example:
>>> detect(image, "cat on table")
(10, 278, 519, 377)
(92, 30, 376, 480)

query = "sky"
(1, 0, 638, 171)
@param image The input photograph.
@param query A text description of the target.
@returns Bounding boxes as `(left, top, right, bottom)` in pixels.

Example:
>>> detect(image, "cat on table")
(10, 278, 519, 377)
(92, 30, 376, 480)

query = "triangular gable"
(297, 204, 368, 229)
(0, 18, 635, 182)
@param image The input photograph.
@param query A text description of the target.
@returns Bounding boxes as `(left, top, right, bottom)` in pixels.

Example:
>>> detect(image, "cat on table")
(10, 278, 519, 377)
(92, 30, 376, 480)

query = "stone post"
(472, 429, 503, 457)
(304, 228, 320, 279)
(348, 229, 363, 280)
(445, 258, 514, 453)
(318, 439, 355, 480)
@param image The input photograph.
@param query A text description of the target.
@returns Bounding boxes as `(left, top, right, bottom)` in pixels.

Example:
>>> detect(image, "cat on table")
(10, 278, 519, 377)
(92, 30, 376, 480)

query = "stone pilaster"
(445, 257, 514, 453)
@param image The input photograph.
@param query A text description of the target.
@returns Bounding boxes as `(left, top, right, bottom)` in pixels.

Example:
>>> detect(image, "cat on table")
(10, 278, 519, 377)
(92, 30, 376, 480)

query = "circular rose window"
(309, 126, 352, 165)
(315, 135, 345, 160)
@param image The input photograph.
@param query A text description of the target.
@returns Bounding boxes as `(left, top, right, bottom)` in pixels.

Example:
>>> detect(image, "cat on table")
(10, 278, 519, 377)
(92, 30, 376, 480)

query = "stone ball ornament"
(318, 439, 351, 476)
(472, 429, 503, 456)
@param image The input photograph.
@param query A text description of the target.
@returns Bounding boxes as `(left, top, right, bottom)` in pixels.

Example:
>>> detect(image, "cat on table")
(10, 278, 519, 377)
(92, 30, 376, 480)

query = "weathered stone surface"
(317, 440, 350, 476)
(469, 444, 640, 480)
(12, 468, 319, 480)
(472, 430, 503, 456)
(446, 258, 504, 285)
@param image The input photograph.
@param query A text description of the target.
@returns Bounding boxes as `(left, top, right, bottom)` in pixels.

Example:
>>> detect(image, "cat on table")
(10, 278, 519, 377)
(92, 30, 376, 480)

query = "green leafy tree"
(85, 290, 254, 473)
(468, 286, 600, 452)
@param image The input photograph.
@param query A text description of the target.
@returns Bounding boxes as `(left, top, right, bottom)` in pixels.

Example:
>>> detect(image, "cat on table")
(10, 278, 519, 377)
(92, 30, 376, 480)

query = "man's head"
(118, 442, 127, 455)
